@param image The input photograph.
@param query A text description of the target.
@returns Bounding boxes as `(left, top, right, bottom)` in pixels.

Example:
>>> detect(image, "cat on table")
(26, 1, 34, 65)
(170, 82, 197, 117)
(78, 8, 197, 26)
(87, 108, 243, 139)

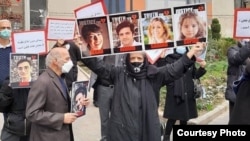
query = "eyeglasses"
(0, 27, 11, 30)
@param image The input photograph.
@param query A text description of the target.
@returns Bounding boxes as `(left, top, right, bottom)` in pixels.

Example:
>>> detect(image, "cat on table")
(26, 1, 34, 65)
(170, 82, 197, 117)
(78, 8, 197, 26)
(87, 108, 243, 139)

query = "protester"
(0, 19, 12, 88)
(116, 20, 141, 47)
(75, 31, 125, 141)
(147, 17, 172, 44)
(0, 77, 31, 141)
(225, 39, 250, 118)
(80, 41, 205, 141)
(178, 11, 206, 40)
(229, 59, 250, 124)
(155, 46, 207, 141)
(53, 39, 81, 91)
(25, 47, 89, 141)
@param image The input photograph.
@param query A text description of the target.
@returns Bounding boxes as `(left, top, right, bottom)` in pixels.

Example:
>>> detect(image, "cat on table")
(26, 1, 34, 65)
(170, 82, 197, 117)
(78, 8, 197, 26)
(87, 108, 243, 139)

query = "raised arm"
(161, 42, 206, 83)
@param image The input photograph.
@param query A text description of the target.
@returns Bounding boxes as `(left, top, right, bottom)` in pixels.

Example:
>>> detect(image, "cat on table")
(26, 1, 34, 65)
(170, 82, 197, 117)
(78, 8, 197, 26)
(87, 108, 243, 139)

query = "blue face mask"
(176, 46, 187, 54)
(0, 29, 11, 39)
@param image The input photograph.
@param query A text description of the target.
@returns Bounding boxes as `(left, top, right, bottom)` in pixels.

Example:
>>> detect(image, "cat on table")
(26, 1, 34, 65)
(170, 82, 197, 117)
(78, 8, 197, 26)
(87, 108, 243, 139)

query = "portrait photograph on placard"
(10, 53, 39, 88)
(77, 16, 111, 58)
(233, 8, 250, 39)
(173, 3, 207, 46)
(71, 80, 89, 117)
(109, 11, 143, 53)
(141, 8, 175, 50)
(46, 18, 76, 41)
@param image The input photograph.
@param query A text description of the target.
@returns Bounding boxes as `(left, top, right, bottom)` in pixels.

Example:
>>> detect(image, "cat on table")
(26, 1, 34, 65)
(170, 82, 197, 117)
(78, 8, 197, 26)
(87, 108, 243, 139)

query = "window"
(0, 0, 24, 32)
(30, 0, 47, 30)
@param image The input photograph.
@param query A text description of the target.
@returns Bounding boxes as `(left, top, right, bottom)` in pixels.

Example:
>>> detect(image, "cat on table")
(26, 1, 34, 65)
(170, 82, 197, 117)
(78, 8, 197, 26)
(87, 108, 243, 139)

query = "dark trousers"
(229, 101, 234, 119)
(93, 89, 98, 102)
(1, 128, 29, 141)
(96, 84, 114, 138)
(164, 119, 187, 135)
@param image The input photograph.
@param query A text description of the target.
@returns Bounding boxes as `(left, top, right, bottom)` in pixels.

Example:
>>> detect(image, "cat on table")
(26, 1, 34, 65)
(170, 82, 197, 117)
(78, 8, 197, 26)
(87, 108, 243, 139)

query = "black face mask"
(131, 62, 144, 73)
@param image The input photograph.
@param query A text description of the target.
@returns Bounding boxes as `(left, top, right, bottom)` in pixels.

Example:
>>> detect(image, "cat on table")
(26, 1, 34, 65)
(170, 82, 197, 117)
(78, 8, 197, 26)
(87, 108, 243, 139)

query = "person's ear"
(52, 58, 59, 66)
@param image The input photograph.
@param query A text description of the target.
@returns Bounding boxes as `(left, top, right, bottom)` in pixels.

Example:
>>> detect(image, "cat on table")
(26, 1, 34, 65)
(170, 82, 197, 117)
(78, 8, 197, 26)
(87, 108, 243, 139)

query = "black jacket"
(229, 61, 250, 124)
(157, 53, 206, 120)
(0, 78, 31, 136)
(82, 54, 195, 141)
(225, 43, 250, 103)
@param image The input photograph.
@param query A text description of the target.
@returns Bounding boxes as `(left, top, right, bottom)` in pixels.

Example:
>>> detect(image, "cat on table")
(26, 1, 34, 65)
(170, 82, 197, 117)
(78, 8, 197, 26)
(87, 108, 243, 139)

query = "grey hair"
(45, 48, 63, 67)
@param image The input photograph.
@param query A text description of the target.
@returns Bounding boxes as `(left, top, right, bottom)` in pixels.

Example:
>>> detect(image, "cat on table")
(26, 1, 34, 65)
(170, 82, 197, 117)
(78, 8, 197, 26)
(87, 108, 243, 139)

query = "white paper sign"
(74, 1, 106, 19)
(12, 30, 47, 54)
(47, 19, 76, 40)
(146, 48, 174, 64)
(234, 10, 250, 38)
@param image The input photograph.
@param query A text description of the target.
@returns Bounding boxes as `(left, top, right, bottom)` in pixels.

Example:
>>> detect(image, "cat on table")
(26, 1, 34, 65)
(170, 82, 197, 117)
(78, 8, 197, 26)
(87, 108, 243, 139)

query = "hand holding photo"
(71, 81, 90, 117)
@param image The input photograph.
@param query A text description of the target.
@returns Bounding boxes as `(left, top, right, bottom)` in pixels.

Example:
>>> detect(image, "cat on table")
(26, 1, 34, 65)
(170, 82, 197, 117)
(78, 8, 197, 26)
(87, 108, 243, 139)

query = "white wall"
(146, 0, 186, 10)
(47, 0, 91, 18)
(212, 0, 234, 37)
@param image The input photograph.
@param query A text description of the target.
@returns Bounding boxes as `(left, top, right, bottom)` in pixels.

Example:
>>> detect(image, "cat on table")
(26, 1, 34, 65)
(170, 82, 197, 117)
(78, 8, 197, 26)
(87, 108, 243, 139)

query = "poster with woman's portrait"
(173, 3, 207, 46)
(10, 53, 39, 88)
(141, 8, 175, 50)
(108, 11, 143, 54)
(71, 80, 89, 117)
(77, 15, 111, 58)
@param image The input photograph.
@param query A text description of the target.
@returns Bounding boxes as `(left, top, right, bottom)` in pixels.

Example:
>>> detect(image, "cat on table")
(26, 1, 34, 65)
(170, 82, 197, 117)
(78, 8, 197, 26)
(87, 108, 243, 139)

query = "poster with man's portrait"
(10, 53, 39, 88)
(77, 16, 111, 58)
(71, 80, 89, 117)
(173, 3, 207, 46)
(108, 11, 143, 54)
(141, 8, 175, 50)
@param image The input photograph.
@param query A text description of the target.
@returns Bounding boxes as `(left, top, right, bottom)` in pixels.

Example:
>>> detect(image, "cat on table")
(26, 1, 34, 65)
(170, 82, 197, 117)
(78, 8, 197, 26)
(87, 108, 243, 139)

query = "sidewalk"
(189, 100, 229, 125)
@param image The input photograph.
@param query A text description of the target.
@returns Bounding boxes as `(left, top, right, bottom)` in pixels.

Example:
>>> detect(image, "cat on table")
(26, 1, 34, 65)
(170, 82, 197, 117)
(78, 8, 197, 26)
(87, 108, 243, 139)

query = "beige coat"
(26, 68, 74, 141)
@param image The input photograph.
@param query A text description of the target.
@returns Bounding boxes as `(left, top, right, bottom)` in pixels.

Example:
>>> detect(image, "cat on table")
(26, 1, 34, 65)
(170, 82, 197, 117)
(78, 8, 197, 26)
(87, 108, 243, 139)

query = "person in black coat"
(81, 42, 205, 141)
(156, 46, 207, 141)
(225, 39, 250, 118)
(228, 59, 250, 124)
(0, 77, 31, 141)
